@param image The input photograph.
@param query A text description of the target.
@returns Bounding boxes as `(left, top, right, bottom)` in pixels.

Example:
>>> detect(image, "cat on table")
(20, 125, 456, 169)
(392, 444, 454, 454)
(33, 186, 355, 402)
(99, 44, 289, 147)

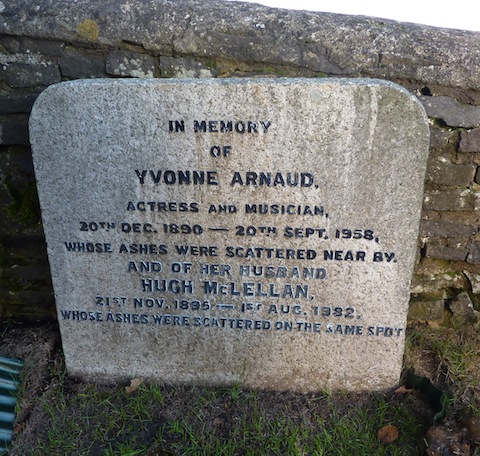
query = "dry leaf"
(14, 421, 25, 434)
(394, 385, 413, 395)
(377, 425, 399, 443)
(125, 377, 143, 394)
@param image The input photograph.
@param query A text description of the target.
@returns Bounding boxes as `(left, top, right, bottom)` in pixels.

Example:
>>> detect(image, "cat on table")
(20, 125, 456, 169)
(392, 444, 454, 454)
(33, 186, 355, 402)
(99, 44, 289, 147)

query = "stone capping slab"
(30, 77, 429, 391)
(2, 0, 480, 89)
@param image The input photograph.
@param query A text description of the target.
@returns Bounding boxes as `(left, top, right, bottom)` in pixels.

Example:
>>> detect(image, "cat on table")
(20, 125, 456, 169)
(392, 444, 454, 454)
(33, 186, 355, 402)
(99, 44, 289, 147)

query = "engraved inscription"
(31, 79, 429, 390)
(60, 116, 400, 336)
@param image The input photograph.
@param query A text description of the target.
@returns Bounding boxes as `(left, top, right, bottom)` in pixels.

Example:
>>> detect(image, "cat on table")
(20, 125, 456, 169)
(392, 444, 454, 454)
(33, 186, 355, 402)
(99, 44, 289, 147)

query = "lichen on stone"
(76, 19, 99, 42)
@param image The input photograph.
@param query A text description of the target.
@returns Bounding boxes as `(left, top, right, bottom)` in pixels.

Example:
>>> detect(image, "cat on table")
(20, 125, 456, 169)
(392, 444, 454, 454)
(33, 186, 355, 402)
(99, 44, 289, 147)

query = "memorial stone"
(30, 78, 429, 392)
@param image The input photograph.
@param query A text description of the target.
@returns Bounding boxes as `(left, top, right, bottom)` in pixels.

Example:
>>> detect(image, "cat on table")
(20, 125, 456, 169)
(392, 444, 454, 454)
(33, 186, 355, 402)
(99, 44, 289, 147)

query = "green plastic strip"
(0, 356, 23, 455)
(0, 428, 12, 441)
(405, 369, 447, 425)
(0, 357, 24, 370)
(0, 411, 15, 424)
(0, 365, 21, 379)
(0, 396, 15, 408)
(0, 379, 18, 393)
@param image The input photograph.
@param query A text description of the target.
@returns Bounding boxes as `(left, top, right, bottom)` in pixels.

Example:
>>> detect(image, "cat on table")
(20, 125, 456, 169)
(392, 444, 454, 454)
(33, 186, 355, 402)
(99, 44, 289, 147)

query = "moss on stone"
(3, 177, 41, 227)
(76, 19, 99, 42)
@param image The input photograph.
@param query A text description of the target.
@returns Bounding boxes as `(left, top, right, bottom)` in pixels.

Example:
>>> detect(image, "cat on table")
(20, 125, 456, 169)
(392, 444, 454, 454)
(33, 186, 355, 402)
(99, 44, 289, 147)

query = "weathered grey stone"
(160, 56, 216, 78)
(60, 51, 106, 79)
(449, 292, 476, 324)
(425, 154, 476, 187)
(3, 145, 35, 175)
(8, 264, 52, 281)
(0, 233, 47, 252)
(411, 272, 467, 294)
(407, 299, 445, 322)
(453, 152, 480, 165)
(419, 96, 480, 128)
(0, 120, 29, 145)
(0, 35, 21, 53)
(419, 220, 476, 239)
(423, 189, 475, 211)
(106, 51, 156, 78)
(429, 126, 452, 150)
(5, 63, 61, 88)
(464, 271, 480, 294)
(0, 36, 65, 55)
(474, 192, 480, 211)
(2, 0, 480, 89)
(425, 244, 468, 262)
(0, 94, 38, 114)
(30, 78, 429, 392)
(2, 290, 55, 319)
(459, 128, 480, 153)
(467, 243, 480, 264)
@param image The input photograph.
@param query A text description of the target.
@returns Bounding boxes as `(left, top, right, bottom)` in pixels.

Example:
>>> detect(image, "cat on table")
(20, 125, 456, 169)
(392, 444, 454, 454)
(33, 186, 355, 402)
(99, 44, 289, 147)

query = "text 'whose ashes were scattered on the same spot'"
(60, 307, 404, 339)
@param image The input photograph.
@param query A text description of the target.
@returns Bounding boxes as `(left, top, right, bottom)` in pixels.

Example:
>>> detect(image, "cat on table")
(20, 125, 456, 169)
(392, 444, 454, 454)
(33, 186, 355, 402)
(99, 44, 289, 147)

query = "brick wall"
(1, 0, 480, 322)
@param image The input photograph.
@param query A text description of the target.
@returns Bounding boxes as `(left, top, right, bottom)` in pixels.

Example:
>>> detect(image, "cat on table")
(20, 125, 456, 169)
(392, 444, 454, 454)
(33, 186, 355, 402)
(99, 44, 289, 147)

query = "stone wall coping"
(2, 0, 480, 90)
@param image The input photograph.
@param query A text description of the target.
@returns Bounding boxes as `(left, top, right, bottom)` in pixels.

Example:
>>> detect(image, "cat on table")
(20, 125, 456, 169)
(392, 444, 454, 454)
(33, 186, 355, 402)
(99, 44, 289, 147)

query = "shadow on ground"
(0, 322, 478, 455)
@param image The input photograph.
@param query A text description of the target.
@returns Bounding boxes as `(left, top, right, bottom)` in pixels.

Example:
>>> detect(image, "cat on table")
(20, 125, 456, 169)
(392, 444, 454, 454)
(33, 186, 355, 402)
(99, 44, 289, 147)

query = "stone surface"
(429, 126, 452, 150)
(460, 128, 480, 153)
(449, 292, 476, 324)
(419, 96, 480, 128)
(1, 2, 480, 325)
(0, 120, 29, 145)
(425, 155, 476, 187)
(160, 56, 216, 78)
(2, 0, 480, 89)
(474, 192, 480, 211)
(423, 189, 476, 211)
(464, 271, 480, 294)
(453, 152, 480, 166)
(407, 299, 445, 322)
(0, 36, 66, 55)
(411, 272, 468, 295)
(30, 78, 429, 392)
(60, 51, 106, 79)
(419, 219, 477, 239)
(467, 243, 480, 264)
(425, 244, 468, 262)
(0, 94, 39, 114)
(106, 51, 156, 78)
(4, 62, 61, 88)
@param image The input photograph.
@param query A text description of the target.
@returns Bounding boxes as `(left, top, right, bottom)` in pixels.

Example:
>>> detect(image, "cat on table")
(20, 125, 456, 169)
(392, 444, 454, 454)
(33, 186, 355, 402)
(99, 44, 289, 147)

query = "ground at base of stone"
(0, 322, 478, 455)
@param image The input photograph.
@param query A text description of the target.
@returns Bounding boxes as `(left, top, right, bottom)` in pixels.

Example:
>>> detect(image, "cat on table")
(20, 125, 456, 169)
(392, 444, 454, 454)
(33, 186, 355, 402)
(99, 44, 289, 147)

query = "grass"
(34, 382, 162, 455)
(5, 320, 480, 455)
(405, 322, 480, 415)
(16, 374, 426, 455)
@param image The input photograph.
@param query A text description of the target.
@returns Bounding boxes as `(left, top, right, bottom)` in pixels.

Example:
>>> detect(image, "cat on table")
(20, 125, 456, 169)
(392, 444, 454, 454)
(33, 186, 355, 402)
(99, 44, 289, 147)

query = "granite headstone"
(30, 78, 429, 391)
